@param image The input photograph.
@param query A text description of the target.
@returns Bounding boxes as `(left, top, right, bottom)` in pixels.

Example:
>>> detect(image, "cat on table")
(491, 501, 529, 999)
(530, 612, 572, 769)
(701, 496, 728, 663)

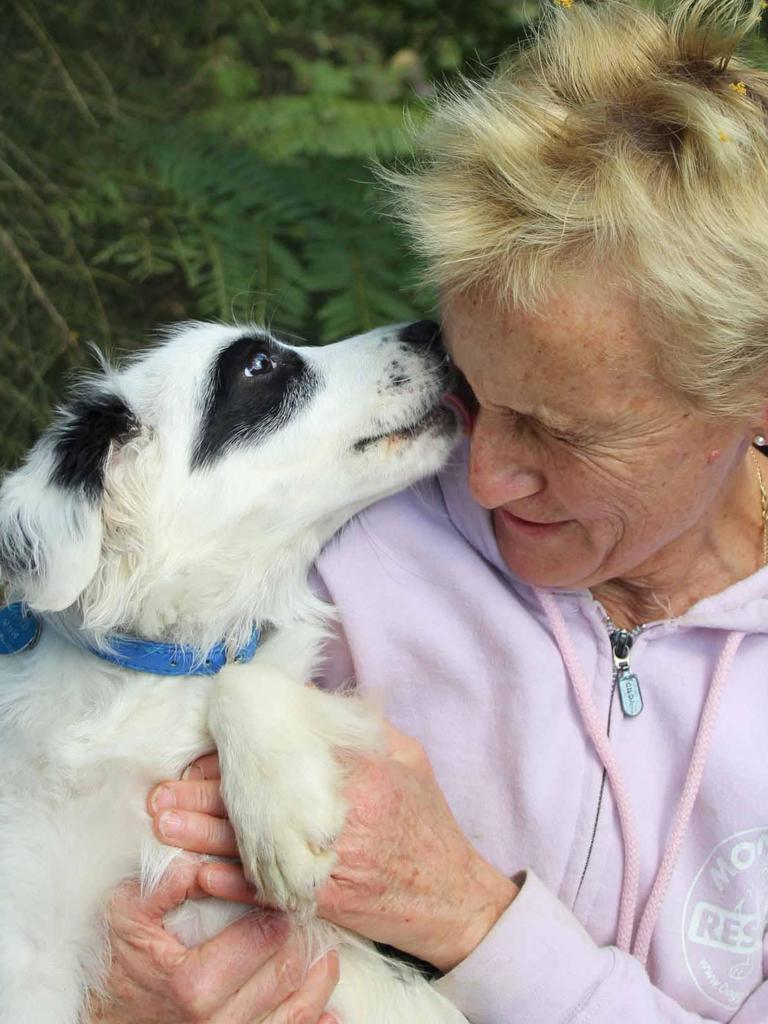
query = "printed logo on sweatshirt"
(683, 826, 768, 1011)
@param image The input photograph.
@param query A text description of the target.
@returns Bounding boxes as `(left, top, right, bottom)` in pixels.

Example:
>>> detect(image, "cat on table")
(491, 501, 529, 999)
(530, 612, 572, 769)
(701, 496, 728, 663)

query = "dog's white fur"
(0, 322, 466, 1024)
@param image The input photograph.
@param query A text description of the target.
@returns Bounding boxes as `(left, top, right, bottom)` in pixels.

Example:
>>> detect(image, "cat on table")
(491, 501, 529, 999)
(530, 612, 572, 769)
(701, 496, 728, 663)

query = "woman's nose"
(468, 413, 545, 509)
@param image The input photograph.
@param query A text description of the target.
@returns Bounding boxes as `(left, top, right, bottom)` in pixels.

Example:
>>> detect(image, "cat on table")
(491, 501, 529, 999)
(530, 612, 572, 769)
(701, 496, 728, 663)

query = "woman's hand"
(149, 726, 518, 974)
(91, 855, 340, 1023)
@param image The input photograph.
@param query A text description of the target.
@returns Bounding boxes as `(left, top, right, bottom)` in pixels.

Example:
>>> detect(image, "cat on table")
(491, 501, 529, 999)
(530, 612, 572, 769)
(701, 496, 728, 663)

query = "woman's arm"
(151, 727, 518, 974)
(154, 731, 768, 1024)
(431, 868, 768, 1024)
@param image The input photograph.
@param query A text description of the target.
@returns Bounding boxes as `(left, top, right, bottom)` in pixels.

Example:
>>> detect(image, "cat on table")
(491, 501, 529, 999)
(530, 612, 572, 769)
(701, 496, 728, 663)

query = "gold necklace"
(750, 448, 768, 567)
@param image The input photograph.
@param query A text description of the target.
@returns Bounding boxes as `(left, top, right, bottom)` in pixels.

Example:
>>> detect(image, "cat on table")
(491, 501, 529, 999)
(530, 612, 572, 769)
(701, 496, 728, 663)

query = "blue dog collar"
(90, 629, 261, 676)
(0, 603, 260, 677)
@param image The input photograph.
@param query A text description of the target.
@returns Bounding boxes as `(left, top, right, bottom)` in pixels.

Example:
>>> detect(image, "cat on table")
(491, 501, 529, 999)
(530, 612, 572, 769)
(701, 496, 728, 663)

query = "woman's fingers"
(169, 912, 292, 1018)
(149, 778, 228, 817)
(148, 762, 234, 859)
(100, 858, 340, 1024)
(260, 950, 340, 1024)
(101, 861, 288, 1023)
(199, 861, 258, 904)
(159, 916, 340, 1024)
(183, 751, 221, 780)
(152, 807, 240, 856)
(148, 772, 236, 857)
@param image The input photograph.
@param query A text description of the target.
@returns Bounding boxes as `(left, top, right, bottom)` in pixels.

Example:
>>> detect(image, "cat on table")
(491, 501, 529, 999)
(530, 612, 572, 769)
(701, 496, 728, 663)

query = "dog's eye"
(244, 352, 276, 377)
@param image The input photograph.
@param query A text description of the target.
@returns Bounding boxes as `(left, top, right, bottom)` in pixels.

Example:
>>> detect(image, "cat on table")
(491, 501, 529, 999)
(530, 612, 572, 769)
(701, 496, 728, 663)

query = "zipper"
(574, 614, 645, 902)
(608, 623, 644, 718)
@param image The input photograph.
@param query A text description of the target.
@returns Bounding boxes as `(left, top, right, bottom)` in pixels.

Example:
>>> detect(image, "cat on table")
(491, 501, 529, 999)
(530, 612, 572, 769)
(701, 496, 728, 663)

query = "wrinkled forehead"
(441, 281, 679, 435)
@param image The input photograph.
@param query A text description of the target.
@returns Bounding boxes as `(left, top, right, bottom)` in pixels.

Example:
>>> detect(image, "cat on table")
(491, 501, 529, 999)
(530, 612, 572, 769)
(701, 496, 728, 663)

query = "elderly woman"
(95, 0, 768, 1021)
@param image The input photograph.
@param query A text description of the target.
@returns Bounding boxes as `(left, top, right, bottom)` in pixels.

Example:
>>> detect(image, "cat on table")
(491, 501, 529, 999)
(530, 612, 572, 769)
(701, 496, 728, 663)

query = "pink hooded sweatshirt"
(314, 442, 768, 1023)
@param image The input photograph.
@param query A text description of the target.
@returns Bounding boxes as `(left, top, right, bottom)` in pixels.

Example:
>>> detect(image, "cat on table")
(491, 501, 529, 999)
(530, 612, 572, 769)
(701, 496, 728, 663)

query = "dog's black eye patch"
(51, 392, 138, 500)
(193, 333, 317, 469)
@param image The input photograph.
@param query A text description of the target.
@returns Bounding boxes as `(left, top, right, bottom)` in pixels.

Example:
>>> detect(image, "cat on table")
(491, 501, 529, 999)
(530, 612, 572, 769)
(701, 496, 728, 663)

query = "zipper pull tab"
(610, 629, 644, 718)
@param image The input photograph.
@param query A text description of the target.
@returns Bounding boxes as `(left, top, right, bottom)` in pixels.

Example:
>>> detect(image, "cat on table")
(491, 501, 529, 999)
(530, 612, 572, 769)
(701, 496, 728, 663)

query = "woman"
(93, 0, 768, 1020)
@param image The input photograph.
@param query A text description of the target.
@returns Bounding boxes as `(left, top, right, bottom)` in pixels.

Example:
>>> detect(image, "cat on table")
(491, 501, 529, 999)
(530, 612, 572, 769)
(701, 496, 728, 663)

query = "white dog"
(0, 321, 467, 1024)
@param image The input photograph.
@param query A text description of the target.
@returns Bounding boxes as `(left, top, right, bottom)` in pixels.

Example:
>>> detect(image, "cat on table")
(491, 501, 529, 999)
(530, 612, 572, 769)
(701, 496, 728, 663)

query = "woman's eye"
(551, 429, 590, 448)
(244, 352, 276, 377)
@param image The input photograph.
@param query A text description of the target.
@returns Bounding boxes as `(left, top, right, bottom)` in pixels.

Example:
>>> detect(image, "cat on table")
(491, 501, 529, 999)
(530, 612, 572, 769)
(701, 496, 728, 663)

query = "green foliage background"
(1, 1, 767, 468)
(0, 0, 535, 467)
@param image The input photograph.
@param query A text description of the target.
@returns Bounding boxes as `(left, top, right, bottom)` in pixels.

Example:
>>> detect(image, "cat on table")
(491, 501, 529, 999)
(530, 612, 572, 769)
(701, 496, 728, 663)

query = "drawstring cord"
(535, 587, 744, 962)
(632, 629, 744, 964)
(536, 588, 641, 952)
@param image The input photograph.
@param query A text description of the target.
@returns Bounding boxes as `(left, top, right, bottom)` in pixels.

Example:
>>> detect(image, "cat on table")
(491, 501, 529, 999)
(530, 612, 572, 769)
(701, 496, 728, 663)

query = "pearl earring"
(755, 435, 767, 447)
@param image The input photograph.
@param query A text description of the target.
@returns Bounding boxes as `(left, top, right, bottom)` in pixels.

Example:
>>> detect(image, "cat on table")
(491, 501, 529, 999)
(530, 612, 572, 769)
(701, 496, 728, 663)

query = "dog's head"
(0, 321, 458, 641)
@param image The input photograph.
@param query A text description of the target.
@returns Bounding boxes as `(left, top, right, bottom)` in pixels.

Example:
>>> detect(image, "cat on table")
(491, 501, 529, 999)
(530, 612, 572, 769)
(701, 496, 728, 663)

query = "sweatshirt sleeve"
(432, 871, 768, 1024)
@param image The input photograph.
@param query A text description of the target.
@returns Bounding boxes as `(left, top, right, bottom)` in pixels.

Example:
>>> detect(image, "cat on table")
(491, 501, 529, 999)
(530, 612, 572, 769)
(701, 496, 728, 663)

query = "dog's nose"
(398, 320, 442, 350)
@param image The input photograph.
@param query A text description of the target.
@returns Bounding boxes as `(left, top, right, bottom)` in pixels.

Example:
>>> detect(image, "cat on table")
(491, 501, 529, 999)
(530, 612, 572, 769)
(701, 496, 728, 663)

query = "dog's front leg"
(209, 661, 379, 912)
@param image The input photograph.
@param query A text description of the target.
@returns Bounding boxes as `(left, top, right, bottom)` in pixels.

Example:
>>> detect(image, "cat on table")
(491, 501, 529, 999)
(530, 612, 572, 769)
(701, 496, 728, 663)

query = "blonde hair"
(385, 0, 768, 416)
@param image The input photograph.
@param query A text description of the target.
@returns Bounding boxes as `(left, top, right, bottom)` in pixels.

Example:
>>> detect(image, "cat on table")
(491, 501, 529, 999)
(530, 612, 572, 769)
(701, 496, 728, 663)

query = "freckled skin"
(441, 275, 768, 627)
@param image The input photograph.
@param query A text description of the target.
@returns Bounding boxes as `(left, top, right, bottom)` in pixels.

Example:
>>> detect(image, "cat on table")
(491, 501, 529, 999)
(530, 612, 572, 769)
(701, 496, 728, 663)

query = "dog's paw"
(224, 755, 347, 912)
(212, 670, 383, 914)
(241, 825, 340, 912)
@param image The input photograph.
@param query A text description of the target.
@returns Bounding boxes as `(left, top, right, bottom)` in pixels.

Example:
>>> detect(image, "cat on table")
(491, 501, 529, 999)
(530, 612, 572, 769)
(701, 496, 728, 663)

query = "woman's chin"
(493, 512, 599, 589)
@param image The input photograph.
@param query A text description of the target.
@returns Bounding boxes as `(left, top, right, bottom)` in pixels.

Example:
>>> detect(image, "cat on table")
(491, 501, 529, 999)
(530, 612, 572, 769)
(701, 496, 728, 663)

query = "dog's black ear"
(0, 388, 138, 611)
(50, 392, 137, 498)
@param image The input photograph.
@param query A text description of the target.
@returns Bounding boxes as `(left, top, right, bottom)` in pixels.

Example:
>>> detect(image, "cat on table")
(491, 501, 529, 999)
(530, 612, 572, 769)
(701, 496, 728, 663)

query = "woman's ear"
(0, 389, 138, 612)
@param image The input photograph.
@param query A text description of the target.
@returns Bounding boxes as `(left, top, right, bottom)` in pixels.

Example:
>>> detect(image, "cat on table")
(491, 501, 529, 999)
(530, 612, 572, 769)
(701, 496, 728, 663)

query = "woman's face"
(441, 278, 754, 591)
